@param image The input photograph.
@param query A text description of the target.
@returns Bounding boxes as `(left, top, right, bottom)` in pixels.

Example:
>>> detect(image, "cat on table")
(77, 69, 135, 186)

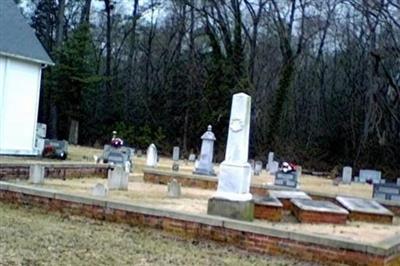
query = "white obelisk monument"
(208, 93, 254, 220)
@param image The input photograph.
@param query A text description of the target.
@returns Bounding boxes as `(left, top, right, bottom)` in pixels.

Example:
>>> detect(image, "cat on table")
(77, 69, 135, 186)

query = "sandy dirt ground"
(0, 202, 318, 266)
(13, 177, 399, 245)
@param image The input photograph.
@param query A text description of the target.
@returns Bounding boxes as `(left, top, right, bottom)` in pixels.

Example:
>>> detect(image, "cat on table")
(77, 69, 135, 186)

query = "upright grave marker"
(146, 144, 158, 167)
(107, 166, 129, 190)
(167, 179, 181, 198)
(172, 146, 180, 171)
(29, 165, 44, 184)
(254, 161, 263, 176)
(267, 152, 274, 170)
(269, 161, 279, 174)
(342, 166, 352, 184)
(193, 125, 216, 176)
(92, 183, 108, 197)
(207, 93, 254, 221)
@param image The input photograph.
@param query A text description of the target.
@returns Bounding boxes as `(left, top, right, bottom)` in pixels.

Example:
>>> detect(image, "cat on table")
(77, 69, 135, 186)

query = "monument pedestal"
(193, 168, 215, 176)
(207, 197, 254, 221)
(216, 161, 252, 196)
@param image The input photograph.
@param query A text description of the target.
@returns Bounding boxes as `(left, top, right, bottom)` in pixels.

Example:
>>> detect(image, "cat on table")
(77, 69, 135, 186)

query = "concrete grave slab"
(269, 190, 311, 199)
(291, 198, 348, 224)
(336, 196, 393, 224)
(268, 190, 311, 210)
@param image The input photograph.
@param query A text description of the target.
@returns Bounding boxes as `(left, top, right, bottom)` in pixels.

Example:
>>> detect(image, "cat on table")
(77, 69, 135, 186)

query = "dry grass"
(0, 202, 317, 266)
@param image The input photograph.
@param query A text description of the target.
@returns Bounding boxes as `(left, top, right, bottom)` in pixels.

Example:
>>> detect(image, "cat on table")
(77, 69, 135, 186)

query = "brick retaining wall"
(1, 182, 399, 266)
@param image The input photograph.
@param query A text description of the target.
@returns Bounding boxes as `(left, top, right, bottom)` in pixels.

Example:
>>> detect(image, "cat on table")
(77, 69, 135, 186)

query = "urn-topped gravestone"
(193, 125, 216, 176)
(207, 93, 254, 221)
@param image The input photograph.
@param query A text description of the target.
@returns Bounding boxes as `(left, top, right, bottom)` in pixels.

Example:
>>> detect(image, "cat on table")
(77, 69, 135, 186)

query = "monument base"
(207, 197, 254, 221)
(193, 168, 216, 176)
(217, 161, 252, 194)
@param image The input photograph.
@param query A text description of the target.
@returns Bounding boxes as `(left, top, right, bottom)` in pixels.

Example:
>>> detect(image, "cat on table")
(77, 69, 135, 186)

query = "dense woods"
(17, 0, 400, 177)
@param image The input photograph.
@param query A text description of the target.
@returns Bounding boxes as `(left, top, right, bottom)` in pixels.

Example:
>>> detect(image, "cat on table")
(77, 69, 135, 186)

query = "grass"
(0, 202, 318, 266)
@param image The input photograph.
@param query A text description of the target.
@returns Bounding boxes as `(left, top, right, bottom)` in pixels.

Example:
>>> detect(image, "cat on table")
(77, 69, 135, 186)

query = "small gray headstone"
(188, 154, 196, 162)
(254, 161, 263, 176)
(136, 150, 143, 157)
(269, 161, 279, 174)
(380, 179, 386, 184)
(29, 165, 45, 184)
(36, 123, 47, 138)
(172, 146, 180, 161)
(92, 183, 108, 197)
(172, 162, 179, 172)
(397, 178, 400, 186)
(267, 152, 274, 170)
(274, 172, 298, 188)
(249, 159, 255, 170)
(342, 166, 352, 184)
(167, 179, 181, 198)
(296, 166, 302, 180)
(107, 166, 129, 190)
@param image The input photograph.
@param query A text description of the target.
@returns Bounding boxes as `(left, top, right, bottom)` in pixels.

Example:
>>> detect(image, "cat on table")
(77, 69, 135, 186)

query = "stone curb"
(0, 181, 399, 257)
(55, 192, 107, 207)
(143, 168, 218, 182)
(0, 162, 108, 168)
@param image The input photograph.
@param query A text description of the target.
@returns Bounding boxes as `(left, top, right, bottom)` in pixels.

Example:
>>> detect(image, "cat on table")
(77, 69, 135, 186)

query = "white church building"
(0, 0, 54, 155)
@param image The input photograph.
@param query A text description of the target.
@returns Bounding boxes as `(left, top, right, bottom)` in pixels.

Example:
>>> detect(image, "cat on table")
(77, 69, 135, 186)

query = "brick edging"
(1, 182, 399, 266)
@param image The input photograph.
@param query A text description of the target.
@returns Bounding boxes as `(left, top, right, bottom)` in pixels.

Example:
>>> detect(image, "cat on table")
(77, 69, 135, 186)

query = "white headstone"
(267, 152, 274, 170)
(107, 166, 129, 190)
(193, 125, 216, 176)
(29, 165, 45, 184)
(254, 161, 263, 176)
(92, 183, 108, 197)
(215, 93, 252, 201)
(167, 179, 181, 198)
(172, 146, 180, 161)
(342, 166, 352, 184)
(146, 144, 158, 167)
(269, 161, 279, 174)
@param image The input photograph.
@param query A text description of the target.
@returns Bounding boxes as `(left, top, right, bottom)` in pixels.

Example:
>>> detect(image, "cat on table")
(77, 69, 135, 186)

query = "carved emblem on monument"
(230, 119, 243, 132)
